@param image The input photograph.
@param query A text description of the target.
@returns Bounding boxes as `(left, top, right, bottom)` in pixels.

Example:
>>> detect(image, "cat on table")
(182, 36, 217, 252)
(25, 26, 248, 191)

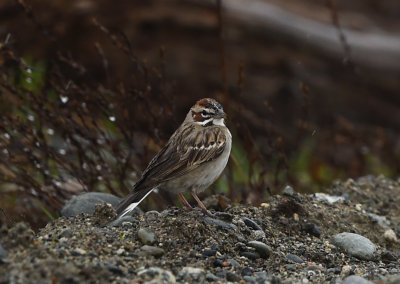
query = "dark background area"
(1, 0, 399, 229)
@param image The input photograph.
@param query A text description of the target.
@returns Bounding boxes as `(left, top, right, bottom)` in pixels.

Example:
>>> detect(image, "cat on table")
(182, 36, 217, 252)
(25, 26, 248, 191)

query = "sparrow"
(115, 98, 232, 219)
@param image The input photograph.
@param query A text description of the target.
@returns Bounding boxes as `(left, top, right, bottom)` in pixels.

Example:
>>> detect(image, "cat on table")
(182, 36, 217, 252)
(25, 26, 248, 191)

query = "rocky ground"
(1, 175, 400, 283)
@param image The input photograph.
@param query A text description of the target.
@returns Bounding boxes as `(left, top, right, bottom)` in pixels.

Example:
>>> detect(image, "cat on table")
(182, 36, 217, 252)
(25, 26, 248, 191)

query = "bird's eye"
(201, 110, 208, 116)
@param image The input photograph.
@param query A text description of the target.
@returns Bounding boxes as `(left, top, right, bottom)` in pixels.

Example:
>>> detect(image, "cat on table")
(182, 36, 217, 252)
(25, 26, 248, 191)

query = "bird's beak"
(215, 111, 226, 119)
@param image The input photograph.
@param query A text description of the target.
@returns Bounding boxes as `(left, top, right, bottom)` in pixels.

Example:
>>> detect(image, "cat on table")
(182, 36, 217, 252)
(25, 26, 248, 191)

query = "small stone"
(104, 263, 124, 275)
(215, 270, 227, 279)
(332, 232, 376, 260)
(138, 228, 156, 245)
(368, 213, 390, 229)
(241, 267, 253, 276)
(260, 203, 270, 209)
(282, 185, 295, 196)
(141, 245, 165, 257)
(341, 264, 351, 275)
(240, 251, 260, 260)
(202, 249, 216, 257)
(71, 248, 87, 256)
(342, 275, 374, 284)
(227, 258, 240, 267)
(247, 241, 272, 259)
(178, 267, 205, 282)
(0, 243, 8, 264)
(241, 217, 263, 231)
(251, 229, 266, 240)
(205, 272, 219, 282)
(243, 276, 256, 283)
(226, 271, 241, 282)
(203, 217, 238, 230)
(137, 267, 175, 283)
(313, 193, 345, 204)
(286, 264, 296, 271)
(302, 223, 322, 237)
(383, 229, 398, 243)
(286, 253, 304, 263)
(355, 203, 362, 211)
(116, 248, 124, 255)
(61, 192, 123, 217)
(58, 229, 73, 238)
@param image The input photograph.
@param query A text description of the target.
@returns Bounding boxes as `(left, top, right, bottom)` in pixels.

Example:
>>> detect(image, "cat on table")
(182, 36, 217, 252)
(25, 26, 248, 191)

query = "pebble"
(60, 192, 122, 217)
(383, 229, 398, 243)
(243, 276, 256, 283)
(247, 241, 272, 259)
(203, 217, 238, 230)
(0, 242, 8, 264)
(140, 245, 165, 257)
(205, 272, 219, 281)
(58, 229, 73, 238)
(227, 258, 240, 267)
(282, 185, 295, 196)
(241, 267, 253, 276)
(202, 249, 216, 257)
(104, 263, 124, 275)
(302, 223, 322, 237)
(226, 271, 241, 282)
(137, 267, 175, 283)
(137, 228, 156, 245)
(342, 275, 374, 284)
(251, 230, 266, 240)
(241, 217, 263, 231)
(332, 232, 376, 260)
(240, 251, 260, 260)
(367, 213, 390, 229)
(71, 248, 87, 256)
(178, 267, 205, 282)
(313, 193, 345, 204)
(286, 253, 304, 263)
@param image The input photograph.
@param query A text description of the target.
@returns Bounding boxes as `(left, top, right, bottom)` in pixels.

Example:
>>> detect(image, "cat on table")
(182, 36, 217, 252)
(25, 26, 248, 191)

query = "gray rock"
(0, 242, 8, 264)
(178, 267, 205, 282)
(313, 193, 345, 204)
(137, 267, 175, 283)
(140, 245, 165, 257)
(243, 276, 256, 283)
(137, 228, 156, 245)
(282, 185, 295, 196)
(58, 229, 73, 238)
(240, 251, 260, 260)
(61, 192, 124, 217)
(205, 272, 219, 282)
(227, 258, 240, 267)
(387, 275, 400, 284)
(332, 232, 376, 260)
(342, 275, 374, 284)
(241, 217, 263, 231)
(203, 216, 238, 230)
(247, 241, 272, 259)
(226, 271, 241, 282)
(286, 253, 304, 263)
(368, 213, 390, 229)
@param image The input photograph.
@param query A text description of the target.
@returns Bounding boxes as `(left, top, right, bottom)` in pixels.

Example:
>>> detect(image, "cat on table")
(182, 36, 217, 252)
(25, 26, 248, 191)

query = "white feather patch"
(117, 188, 155, 219)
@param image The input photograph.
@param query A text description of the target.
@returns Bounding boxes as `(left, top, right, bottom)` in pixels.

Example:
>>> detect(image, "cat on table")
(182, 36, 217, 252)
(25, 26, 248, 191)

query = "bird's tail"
(115, 188, 155, 219)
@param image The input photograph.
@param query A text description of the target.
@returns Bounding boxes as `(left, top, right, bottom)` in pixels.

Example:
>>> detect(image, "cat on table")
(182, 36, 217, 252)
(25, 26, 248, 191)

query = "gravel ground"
(1, 175, 400, 283)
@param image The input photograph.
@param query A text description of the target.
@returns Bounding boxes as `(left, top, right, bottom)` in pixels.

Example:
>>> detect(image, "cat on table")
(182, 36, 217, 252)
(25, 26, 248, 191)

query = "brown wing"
(133, 123, 227, 191)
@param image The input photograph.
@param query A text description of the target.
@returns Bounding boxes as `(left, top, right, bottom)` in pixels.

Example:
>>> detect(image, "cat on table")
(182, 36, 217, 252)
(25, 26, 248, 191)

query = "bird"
(115, 98, 232, 219)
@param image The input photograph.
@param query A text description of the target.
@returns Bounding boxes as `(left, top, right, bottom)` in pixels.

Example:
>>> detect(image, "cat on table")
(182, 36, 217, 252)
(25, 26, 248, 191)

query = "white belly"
(162, 130, 232, 194)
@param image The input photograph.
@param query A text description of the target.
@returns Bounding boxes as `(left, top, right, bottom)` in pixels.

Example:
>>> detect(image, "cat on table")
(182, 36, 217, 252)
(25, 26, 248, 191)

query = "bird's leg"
(191, 192, 214, 217)
(178, 193, 193, 211)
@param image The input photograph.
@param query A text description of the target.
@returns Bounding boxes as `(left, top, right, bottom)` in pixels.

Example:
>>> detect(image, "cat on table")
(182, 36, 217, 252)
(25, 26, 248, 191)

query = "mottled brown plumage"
(116, 98, 231, 218)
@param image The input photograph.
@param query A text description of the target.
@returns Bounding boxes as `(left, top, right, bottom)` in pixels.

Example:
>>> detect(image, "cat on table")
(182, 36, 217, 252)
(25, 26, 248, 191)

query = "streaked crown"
(190, 98, 226, 126)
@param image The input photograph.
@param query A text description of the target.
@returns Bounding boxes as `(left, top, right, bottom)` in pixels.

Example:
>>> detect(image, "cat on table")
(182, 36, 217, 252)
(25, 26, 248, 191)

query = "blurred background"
(1, 0, 400, 229)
